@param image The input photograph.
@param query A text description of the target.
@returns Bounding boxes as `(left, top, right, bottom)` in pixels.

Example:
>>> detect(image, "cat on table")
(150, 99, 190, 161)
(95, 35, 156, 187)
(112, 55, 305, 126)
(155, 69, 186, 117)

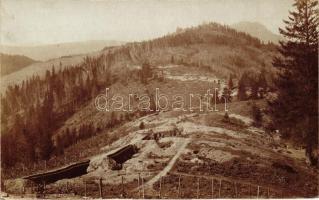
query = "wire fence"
(21, 172, 287, 199)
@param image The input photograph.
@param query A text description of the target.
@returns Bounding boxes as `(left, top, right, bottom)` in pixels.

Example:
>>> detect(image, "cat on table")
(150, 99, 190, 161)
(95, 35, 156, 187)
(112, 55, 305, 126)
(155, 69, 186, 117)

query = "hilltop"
(1, 22, 277, 91)
(231, 21, 284, 44)
(0, 53, 38, 76)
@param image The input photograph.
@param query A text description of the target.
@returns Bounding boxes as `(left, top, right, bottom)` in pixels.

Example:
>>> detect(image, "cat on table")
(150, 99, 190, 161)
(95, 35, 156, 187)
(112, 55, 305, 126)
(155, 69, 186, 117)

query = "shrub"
(139, 121, 145, 129)
(222, 112, 230, 123)
(265, 122, 276, 134)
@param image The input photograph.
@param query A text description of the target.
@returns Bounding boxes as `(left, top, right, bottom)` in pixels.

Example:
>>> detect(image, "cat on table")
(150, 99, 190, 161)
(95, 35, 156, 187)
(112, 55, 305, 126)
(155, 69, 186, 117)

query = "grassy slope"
(35, 99, 317, 198)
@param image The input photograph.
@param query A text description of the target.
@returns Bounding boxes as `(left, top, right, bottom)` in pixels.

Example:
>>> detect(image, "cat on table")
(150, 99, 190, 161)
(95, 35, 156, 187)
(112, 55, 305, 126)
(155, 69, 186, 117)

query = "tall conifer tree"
(268, 0, 318, 165)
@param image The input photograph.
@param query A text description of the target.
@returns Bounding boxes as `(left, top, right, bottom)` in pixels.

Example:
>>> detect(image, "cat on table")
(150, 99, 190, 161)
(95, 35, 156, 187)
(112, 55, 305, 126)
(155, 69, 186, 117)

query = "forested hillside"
(1, 22, 278, 178)
(102, 22, 277, 77)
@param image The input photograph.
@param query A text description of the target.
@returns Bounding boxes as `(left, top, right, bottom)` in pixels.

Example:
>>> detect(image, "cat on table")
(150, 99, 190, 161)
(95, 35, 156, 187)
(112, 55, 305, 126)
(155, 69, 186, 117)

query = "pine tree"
(258, 69, 268, 98)
(228, 75, 234, 90)
(251, 76, 259, 99)
(268, 0, 318, 165)
(222, 112, 230, 123)
(252, 104, 262, 127)
(140, 62, 152, 84)
(38, 128, 53, 160)
(64, 127, 71, 147)
(237, 74, 247, 101)
(55, 134, 64, 155)
(222, 87, 232, 103)
(139, 121, 145, 129)
(171, 55, 175, 64)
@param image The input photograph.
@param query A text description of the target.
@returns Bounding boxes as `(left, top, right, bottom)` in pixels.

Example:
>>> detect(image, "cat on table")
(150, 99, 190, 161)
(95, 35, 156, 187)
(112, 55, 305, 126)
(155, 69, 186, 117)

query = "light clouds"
(0, 0, 293, 46)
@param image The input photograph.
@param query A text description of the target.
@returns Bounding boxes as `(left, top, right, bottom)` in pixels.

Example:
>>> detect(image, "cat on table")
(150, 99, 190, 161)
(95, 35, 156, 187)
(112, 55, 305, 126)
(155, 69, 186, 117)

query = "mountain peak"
(231, 21, 284, 44)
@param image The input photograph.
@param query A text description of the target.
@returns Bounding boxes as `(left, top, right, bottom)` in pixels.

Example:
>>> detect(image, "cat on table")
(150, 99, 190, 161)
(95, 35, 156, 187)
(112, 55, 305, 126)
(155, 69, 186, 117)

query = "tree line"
(1, 54, 115, 169)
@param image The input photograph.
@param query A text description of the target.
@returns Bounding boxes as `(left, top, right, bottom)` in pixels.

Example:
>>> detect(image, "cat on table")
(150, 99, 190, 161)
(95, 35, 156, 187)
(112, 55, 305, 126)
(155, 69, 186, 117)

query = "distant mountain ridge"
(231, 21, 284, 44)
(1, 22, 277, 92)
(0, 40, 125, 61)
(0, 53, 38, 76)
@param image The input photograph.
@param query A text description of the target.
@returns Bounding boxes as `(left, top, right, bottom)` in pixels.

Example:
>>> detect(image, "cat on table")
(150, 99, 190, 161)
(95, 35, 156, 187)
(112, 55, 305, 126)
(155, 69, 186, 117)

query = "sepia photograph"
(0, 0, 318, 199)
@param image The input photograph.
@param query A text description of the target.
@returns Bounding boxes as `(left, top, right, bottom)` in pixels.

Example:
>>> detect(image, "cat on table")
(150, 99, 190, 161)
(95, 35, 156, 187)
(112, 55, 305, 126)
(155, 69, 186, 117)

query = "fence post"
(69, 182, 73, 195)
(43, 181, 46, 198)
(142, 176, 145, 199)
(84, 181, 87, 197)
(178, 175, 181, 198)
(159, 176, 162, 199)
(218, 179, 222, 198)
(162, 176, 165, 198)
(234, 182, 238, 198)
(197, 177, 199, 199)
(257, 186, 260, 199)
(267, 187, 270, 198)
(121, 175, 125, 197)
(211, 178, 214, 198)
(138, 173, 140, 198)
(66, 181, 69, 192)
(30, 181, 33, 193)
(99, 178, 103, 198)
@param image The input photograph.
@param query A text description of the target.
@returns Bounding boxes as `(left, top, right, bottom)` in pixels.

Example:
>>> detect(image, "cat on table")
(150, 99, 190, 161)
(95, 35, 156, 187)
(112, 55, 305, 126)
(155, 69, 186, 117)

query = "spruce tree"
(268, 0, 318, 165)
(228, 75, 234, 90)
(257, 69, 268, 98)
(252, 104, 262, 127)
(222, 87, 232, 103)
(237, 73, 247, 101)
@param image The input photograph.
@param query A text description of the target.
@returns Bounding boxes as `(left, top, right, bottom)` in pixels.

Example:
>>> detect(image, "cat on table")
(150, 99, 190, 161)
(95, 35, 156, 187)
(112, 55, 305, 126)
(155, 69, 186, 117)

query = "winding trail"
(144, 138, 191, 188)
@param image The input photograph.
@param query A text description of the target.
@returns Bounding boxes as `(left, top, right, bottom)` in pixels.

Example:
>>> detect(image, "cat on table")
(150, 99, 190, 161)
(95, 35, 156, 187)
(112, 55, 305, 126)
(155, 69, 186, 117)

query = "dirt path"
(144, 138, 191, 188)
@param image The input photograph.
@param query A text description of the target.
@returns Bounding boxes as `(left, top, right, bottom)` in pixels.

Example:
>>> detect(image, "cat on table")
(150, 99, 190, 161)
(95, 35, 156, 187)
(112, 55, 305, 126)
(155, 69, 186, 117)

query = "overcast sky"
(0, 0, 293, 46)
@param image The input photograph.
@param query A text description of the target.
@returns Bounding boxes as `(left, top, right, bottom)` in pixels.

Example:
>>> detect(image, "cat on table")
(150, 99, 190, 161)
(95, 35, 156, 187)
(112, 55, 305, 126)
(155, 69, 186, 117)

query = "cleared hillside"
(1, 22, 279, 169)
(4, 100, 318, 198)
(101, 22, 278, 78)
